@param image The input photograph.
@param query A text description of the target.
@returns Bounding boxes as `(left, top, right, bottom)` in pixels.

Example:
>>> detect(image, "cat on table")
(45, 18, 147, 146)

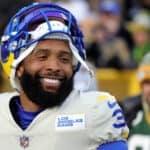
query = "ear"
(16, 63, 24, 78)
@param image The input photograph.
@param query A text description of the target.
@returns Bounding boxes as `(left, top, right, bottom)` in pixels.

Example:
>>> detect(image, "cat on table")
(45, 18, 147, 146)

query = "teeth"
(43, 78, 60, 84)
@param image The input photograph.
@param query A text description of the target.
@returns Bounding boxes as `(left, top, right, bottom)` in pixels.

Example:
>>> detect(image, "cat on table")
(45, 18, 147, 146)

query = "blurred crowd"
(0, 0, 149, 70)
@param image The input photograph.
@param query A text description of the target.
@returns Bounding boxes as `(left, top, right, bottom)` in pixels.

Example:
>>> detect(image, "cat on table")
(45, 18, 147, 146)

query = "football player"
(0, 2, 129, 150)
(120, 52, 150, 150)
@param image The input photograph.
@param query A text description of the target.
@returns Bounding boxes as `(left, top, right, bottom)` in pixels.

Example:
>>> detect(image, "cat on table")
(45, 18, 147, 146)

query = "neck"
(20, 91, 42, 112)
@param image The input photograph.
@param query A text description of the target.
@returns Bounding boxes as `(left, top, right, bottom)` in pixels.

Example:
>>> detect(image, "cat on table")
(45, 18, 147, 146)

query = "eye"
(34, 50, 49, 60)
(37, 53, 48, 60)
(59, 55, 72, 63)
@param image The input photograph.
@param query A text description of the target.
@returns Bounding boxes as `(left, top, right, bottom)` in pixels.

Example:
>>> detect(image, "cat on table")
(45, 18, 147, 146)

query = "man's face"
(99, 12, 121, 34)
(17, 39, 74, 108)
(142, 80, 150, 106)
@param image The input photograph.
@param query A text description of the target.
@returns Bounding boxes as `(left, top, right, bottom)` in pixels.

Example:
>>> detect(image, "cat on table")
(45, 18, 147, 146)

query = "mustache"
(37, 70, 65, 80)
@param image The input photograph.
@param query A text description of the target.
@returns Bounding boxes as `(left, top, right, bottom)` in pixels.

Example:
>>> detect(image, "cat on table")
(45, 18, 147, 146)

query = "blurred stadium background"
(0, 0, 149, 101)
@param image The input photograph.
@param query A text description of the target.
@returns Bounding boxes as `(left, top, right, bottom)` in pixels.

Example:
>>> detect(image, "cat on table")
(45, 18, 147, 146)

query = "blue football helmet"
(1, 2, 90, 90)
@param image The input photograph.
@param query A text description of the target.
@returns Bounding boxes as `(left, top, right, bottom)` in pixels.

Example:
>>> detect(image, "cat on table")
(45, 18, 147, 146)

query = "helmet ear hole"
(1, 41, 10, 63)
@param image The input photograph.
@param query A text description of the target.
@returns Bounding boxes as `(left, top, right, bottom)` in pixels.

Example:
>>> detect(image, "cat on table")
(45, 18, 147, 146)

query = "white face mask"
(29, 21, 69, 39)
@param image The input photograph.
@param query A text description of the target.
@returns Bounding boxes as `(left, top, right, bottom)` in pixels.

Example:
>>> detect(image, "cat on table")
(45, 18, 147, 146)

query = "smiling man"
(18, 39, 73, 110)
(0, 2, 129, 150)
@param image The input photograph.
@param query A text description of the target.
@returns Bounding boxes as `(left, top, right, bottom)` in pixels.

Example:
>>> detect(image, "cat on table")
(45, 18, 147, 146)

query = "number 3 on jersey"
(108, 101, 126, 128)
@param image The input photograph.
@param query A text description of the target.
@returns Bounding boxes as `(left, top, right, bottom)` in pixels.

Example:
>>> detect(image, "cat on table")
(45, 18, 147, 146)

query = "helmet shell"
(1, 2, 88, 90)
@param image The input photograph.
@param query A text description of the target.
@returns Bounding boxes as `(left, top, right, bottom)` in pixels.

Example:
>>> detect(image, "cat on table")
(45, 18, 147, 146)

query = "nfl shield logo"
(20, 136, 29, 148)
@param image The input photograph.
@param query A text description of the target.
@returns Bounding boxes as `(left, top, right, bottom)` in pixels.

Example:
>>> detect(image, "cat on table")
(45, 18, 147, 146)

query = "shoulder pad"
(82, 91, 129, 144)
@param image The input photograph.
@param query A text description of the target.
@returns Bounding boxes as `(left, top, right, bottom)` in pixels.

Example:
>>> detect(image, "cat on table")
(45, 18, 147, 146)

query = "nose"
(45, 56, 61, 71)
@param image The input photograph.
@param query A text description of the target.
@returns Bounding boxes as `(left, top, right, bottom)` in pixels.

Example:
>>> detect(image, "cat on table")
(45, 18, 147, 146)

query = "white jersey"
(0, 90, 129, 150)
(128, 134, 150, 150)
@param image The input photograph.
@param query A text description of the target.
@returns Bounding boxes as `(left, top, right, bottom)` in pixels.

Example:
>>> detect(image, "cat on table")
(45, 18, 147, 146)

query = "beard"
(19, 70, 73, 109)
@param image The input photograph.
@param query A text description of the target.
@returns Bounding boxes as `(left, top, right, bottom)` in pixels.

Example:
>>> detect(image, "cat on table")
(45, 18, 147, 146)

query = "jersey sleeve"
(84, 91, 129, 146)
(97, 141, 128, 150)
